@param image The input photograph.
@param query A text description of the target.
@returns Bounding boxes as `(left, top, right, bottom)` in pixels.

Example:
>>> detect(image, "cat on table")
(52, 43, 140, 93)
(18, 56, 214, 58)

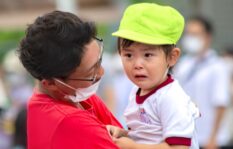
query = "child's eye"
(124, 53, 132, 58)
(144, 53, 153, 57)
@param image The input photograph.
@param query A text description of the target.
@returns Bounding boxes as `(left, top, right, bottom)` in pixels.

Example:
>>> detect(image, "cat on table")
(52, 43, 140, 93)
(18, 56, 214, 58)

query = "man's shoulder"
(28, 92, 84, 116)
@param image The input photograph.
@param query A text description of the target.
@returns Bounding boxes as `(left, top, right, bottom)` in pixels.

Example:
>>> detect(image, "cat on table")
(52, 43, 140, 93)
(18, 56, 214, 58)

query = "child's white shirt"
(124, 79, 200, 149)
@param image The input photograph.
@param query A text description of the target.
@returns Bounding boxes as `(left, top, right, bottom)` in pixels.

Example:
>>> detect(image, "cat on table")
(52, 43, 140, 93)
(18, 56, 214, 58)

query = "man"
(18, 11, 122, 149)
(175, 16, 232, 149)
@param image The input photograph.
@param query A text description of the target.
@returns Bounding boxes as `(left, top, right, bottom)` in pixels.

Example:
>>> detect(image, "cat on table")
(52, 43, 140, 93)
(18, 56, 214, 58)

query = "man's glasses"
(65, 37, 103, 84)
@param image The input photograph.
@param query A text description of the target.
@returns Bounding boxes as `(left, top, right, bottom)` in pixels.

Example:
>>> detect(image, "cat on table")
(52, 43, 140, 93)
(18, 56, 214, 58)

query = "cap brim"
(112, 30, 175, 45)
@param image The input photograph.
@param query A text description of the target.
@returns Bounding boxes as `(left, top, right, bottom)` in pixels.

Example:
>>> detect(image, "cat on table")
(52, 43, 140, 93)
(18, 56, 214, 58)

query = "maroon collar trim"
(136, 74, 174, 104)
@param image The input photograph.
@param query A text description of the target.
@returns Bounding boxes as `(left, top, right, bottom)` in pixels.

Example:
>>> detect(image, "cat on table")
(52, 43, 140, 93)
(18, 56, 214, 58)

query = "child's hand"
(106, 125, 128, 138)
(113, 137, 136, 149)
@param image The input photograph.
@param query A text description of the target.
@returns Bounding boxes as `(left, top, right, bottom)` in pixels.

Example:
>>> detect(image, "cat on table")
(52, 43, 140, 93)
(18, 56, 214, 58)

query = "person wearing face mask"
(17, 11, 122, 149)
(175, 16, 232, 149)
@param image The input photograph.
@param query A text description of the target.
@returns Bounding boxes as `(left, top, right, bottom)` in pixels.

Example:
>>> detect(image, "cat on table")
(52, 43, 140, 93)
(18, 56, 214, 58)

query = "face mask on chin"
(181, 35, 204, 55)
(54, 79, 101, 103)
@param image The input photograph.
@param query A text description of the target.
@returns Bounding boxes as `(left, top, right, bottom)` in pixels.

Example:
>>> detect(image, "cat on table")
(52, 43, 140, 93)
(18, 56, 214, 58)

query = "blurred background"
(0, 0, 233, 149)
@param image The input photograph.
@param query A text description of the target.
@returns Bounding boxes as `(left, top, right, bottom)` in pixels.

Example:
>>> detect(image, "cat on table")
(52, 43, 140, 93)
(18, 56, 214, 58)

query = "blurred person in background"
(12, 106, 27, 149)
(0, 65, 9, 149)
(1, 49, 33, 149)
(18, 10, 122, 149)
(175, 16, 233, 149)
(221, 46, 233, 146)
(0, 65, 8, 118)
(222, 46, 233, 81)
(96, 52, 116, 113)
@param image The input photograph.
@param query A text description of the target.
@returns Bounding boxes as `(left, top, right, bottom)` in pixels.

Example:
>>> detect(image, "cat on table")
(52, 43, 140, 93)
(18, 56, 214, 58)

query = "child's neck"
(139, 75, 169, 96)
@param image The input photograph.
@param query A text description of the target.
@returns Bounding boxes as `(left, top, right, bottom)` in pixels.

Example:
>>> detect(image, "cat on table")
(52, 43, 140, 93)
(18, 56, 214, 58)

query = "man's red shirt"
(27, 92, 122, 149)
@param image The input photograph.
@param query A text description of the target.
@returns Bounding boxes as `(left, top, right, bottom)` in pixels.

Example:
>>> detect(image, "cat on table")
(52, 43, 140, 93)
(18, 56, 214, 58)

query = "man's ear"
(41, 79, 57, 91)
(168, 47, 181, 67)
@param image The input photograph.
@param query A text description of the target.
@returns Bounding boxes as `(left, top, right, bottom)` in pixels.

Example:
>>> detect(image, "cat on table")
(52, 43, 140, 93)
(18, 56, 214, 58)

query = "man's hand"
(106, 125, 128, 138)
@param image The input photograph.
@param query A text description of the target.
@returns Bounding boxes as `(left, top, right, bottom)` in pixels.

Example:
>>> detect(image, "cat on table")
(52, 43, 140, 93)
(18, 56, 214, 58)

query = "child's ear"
(168, 47, 181, 67)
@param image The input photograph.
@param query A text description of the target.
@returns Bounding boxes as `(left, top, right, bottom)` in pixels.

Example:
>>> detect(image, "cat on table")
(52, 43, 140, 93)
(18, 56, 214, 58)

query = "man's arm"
(51, 114, 120, 149)
(106, 126, 190, 149)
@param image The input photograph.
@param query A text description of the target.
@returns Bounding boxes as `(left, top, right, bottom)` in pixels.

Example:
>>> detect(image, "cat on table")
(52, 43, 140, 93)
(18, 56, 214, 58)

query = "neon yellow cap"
(112, 3, 185, 45)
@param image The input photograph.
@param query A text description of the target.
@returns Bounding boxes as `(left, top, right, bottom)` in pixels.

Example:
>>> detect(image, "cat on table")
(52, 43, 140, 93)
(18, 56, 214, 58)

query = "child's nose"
(133, 58, 143, 70)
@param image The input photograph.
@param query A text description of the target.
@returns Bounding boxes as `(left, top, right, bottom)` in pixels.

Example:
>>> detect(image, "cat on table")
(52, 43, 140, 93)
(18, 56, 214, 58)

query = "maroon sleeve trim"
(165, 137, 191, 146)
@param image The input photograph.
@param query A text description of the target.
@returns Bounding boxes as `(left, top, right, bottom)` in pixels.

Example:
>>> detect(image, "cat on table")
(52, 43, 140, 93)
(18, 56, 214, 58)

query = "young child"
(108, 3, 200, 149)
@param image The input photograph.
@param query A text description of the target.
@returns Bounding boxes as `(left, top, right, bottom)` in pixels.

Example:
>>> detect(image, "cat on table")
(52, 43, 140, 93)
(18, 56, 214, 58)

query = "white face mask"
(55, 79, 101, 102)
(182, 35, 204, 55)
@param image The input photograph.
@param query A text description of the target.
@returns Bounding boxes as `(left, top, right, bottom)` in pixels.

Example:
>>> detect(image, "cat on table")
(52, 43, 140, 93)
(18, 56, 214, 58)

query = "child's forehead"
(122, 42, 161, 51)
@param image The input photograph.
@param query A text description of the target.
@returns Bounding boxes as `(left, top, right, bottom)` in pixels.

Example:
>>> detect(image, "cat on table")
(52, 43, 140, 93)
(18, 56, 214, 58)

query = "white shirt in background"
(175, 49, 231, 146)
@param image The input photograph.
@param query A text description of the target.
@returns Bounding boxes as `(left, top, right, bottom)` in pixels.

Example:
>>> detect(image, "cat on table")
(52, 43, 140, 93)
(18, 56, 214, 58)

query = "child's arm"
(113, 137, 189, 149)
(106, 126, 189, 149)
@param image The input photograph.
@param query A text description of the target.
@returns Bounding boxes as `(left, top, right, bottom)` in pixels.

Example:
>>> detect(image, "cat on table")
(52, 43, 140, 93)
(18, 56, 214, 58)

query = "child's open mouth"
(135, 75, 147, 80)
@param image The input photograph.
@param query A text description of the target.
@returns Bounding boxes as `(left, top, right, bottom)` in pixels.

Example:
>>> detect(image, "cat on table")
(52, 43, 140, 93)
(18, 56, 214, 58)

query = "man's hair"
(188, 15, 213, 35)
(18, 11, 96, 80)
